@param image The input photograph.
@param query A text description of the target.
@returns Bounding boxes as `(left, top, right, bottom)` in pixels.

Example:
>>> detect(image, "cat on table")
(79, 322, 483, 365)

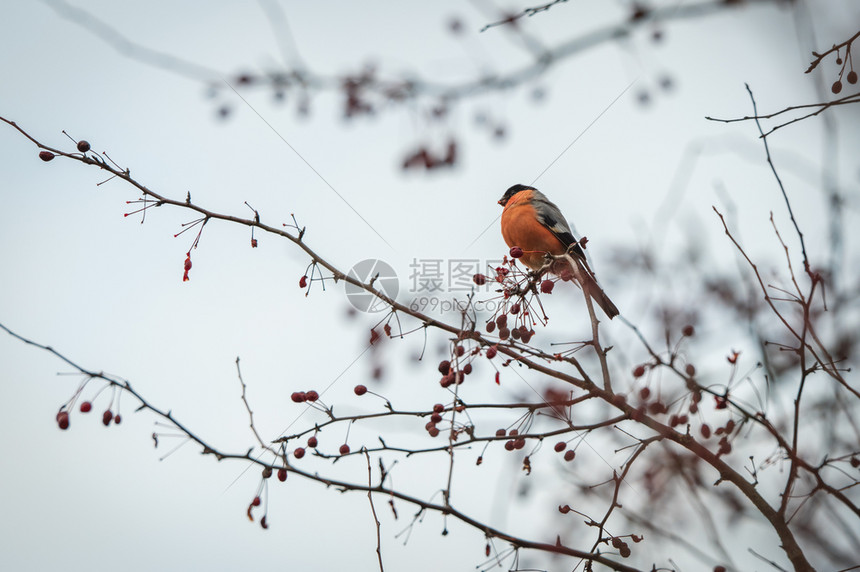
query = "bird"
(498, 184, 619, 319)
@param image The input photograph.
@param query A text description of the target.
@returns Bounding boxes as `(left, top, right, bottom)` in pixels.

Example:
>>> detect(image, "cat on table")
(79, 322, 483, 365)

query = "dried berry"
(540, 280, 554, 294)
(102, 410, 113, 426)
(554, 441, 566, 452)
(305, 390, 319, 402)
(56, 411, 70, 430)
(77, 140, 91, 153)
(339, 444, 350, 455)
(299, 275, 308, 288)
(633, 365, 646, 378)
(277, 468, 287, 482)
(294, 447, 305, 459)
(290, 392, 306, 403)
(80, 401, 92, 413)
(832, 81, 843, 94)
(486, 346, 497, 359)
(564, 450, 576, 462)
(39, 151, 55, 162)
(682, 325, 695, 337)
(354, 385, 367, 396)
(473, 273, 487, 285)
(307, 436, 318, 448)
(848, 70, 858, 84)
(438, 360, 451, 375)
(509, 246, 524, 258)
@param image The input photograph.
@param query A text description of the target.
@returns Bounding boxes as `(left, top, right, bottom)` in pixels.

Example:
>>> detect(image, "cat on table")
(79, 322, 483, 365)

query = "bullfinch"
(499, 184, 619, 319)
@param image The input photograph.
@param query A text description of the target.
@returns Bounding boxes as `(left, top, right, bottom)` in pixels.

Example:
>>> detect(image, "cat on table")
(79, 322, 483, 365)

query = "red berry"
(847, 70, 858, 85)
(510, 246, 523, 258)
(80, 401, 92, 413)
(430, 413, 443, 423)
(339, 444, 350, 455)
(685, 364, 696, 376)
(559, 504, 571, 513)
(354, 385, 367, 396)
(504, 440, 515, 451)
(510, 303, 520, 315)
(540, 280, 554, 294)
(102, 410, 113, 426)
(455, 346, 465, 357)
(299, 275, 308, 288)
(290, 391, 306, 403)
(39, 151, 55, 162)
(486, 346, 497, 359)
(463, 363, 473, 375)
(832, 80, 843, 94)
(554, 441, 566, 452)
(495, 429, 506, 437)
(485, 321, 496, 333)
(294, 447, 306, 459)
(56, 411, 70, 430)
(184, 257, 192, 272)
(682, 325, 695, 337)
(473, 274, 487, 285)
(513, 438, 526, 449)
(252, 496, 261, 506)
(639, 387, 651, 400)
(260, 516, 268, 529)
(428, 427, 440, 437)
(76, 140, 91, 152)
(564, 450, 576, 462)
(307, 436, 318, 448)
(701, 424, 711, 438)
(438, 360, 451, 375)
(495, 315, 507, 328)
(114, 414, 122, 424)
(633, 365, 646, 378)
(277, 468, 287, 482)
(433, 403, 444, 413)
(305, 390, 319, 402)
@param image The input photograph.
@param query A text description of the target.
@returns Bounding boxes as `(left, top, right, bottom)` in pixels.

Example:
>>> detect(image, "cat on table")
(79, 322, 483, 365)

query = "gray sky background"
(1, 1, 858, 570)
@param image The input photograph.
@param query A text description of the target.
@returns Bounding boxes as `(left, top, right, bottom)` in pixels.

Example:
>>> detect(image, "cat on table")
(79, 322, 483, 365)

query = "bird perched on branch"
(498, 184, 619, 319)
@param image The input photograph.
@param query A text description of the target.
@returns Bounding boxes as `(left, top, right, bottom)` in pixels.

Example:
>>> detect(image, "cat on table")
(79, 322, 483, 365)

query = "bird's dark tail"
(567, 255, 619, 319)
(585, 279, 619, 319)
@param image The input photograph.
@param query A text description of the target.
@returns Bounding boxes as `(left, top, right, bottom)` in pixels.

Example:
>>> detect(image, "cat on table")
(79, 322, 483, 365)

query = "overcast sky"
(1, 1, 858, 570)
